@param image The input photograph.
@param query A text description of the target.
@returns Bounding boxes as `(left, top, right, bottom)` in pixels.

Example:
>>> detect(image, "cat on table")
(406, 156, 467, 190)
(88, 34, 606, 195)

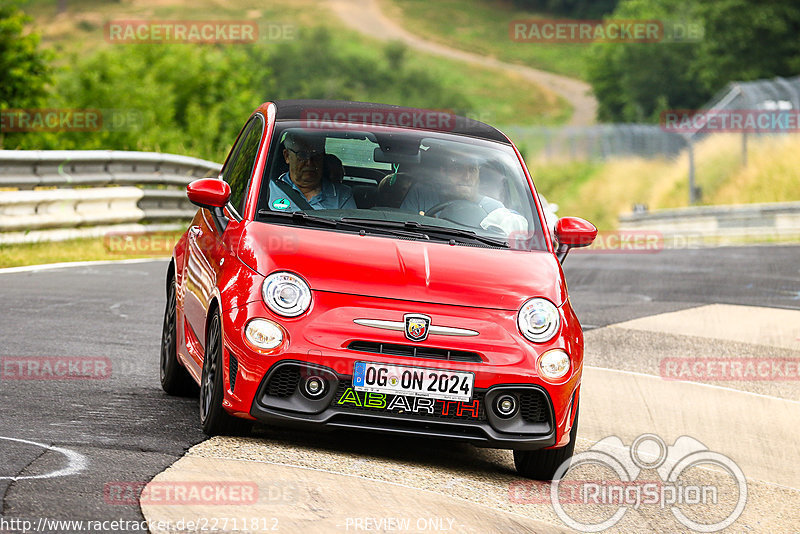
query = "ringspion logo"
(532, 434, 747, 532)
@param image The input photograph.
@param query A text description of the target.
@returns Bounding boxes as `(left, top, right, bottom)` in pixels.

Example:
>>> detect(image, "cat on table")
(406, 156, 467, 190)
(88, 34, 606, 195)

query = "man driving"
(400, 150, 503, 215)
(400, 148, 528, 235)
(267, 130, 356, 211)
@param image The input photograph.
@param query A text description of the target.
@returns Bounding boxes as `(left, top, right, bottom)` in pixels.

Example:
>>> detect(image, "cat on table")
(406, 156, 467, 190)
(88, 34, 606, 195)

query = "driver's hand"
(480, 208, 528, 235)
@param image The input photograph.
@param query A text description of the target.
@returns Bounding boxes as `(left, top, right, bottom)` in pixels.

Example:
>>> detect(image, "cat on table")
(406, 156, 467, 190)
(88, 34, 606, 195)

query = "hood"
(237, 222, 566, 311)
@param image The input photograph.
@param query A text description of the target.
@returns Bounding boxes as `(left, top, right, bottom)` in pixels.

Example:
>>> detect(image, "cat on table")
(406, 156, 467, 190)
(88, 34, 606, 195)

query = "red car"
(160, 100, 597, 480)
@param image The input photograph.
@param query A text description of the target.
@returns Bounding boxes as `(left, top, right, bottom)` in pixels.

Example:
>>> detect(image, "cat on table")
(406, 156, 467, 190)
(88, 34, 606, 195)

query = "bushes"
(6, 26, 475, 161)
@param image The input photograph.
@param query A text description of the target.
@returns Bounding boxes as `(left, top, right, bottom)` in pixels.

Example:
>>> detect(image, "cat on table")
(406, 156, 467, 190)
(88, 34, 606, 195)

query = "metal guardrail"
(0, 150, 221, 243)
(618, 201, 800, 245)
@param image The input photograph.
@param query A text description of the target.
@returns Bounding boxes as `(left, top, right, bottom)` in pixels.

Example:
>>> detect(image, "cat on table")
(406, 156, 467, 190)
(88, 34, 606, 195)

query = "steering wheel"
(424, 199, 489, 228)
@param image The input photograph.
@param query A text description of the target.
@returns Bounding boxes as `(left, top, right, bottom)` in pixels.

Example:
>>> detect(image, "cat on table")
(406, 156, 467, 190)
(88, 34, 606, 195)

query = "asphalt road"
(0, 245, 798, 531)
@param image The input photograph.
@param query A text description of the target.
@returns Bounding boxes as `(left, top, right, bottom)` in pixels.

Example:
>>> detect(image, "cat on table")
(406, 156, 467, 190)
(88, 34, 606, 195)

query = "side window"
(222, 115, 264, 217)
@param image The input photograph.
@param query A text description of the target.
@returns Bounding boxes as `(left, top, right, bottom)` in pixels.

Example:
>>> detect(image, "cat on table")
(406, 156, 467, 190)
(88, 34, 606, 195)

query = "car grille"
(265, 365, 301, 398)
(229, 355, 239, 392)
(333, 380, 486, 421)
(347, 341, 482, 363)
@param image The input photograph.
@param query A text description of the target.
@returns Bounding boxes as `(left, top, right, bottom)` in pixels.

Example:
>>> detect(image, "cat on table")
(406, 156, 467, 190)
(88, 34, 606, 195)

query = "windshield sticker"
(272, 198, 291, 210)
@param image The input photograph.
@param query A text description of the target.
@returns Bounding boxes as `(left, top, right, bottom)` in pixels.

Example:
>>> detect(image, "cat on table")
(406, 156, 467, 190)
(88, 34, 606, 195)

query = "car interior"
(266, 128, 519, 212)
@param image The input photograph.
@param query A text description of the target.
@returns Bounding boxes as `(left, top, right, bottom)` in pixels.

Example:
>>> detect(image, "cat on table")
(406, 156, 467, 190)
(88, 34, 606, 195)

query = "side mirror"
(186, 178, 231, 232)
(555, 216, 597, 264)
(187, 178, 231, 209)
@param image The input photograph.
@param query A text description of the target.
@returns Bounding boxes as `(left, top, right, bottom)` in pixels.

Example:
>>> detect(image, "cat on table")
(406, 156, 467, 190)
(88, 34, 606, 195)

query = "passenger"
(323, 153, 345, 184)
(267, 131, 356, 211)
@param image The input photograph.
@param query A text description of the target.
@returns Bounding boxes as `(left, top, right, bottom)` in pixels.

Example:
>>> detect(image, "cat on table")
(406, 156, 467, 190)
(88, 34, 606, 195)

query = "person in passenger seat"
(323, 154, 345, 184)
(267, 131, 356, 211)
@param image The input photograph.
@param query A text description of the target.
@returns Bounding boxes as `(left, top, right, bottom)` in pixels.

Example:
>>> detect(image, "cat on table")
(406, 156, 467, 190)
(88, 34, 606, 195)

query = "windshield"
(256, 120, 548, 251)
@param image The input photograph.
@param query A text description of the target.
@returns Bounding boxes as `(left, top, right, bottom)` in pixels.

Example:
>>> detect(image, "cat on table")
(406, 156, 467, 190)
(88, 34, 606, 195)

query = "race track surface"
(1, 247, 798, 533)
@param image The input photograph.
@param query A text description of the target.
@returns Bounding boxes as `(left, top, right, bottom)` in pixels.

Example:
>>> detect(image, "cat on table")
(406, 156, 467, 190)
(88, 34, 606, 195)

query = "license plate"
(352, 361, 474, 402)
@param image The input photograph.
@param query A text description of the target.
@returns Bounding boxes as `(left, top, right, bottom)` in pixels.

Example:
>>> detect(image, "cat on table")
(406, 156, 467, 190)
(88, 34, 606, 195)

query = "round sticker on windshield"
(272, 198, 291, 210)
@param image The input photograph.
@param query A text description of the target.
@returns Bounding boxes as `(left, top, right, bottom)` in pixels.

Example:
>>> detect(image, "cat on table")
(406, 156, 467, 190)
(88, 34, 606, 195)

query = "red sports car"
(160, 100, 597, 480)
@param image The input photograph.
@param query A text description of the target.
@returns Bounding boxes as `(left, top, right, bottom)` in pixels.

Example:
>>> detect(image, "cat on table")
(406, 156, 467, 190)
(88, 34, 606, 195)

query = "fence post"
(742, 132, 748, 167)
(688, 140, 697, 205)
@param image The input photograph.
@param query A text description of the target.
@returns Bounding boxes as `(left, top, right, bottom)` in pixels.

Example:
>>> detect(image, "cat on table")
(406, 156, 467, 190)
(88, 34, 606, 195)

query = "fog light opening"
(495, 394, 518, 418)
(303, 376, 326, 398)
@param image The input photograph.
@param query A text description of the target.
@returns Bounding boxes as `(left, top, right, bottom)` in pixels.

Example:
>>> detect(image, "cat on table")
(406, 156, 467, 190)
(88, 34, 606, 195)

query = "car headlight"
(538, 349, 571, 380)
(244, 319, 284, 353)
(517, 297, 560, 343)
(262, 272, 312, 317)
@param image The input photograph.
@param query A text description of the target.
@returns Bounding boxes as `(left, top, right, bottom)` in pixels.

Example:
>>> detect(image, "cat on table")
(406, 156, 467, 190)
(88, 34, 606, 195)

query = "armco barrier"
(0, 150, 221, 244)
(618, 201, 800, 245)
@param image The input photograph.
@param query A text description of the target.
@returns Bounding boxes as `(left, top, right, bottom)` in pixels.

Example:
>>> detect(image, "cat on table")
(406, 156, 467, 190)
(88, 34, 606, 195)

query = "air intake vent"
(347, 341, 482, 363)
(229, 355, 239, 392)
(519, 390, 548, 423)
(265, 365, 301, 397)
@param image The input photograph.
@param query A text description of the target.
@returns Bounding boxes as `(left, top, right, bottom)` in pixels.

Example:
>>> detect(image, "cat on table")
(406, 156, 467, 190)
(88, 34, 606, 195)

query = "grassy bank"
(23, 0, 569, 143)
(0, 232, 180, 269)
(380, 0, 590, 79)
(531, 134, 800, 229)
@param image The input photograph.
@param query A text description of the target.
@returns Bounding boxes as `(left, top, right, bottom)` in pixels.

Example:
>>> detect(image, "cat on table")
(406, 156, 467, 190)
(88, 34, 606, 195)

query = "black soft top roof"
(271, 99, 510, 144)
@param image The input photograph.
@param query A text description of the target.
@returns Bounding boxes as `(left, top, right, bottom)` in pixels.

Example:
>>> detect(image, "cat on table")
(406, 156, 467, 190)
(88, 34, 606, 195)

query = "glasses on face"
(286, 147, 324, 161)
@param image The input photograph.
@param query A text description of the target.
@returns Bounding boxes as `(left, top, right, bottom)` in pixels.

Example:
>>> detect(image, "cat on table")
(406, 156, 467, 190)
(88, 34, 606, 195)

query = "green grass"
(0, 232, 181, 269)
(380, 0, 590, 79)
(529, 133, 800, 231)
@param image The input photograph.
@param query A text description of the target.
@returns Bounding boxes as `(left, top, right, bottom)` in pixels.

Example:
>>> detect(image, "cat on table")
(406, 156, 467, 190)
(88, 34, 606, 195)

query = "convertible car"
(160, 100, 597, 479)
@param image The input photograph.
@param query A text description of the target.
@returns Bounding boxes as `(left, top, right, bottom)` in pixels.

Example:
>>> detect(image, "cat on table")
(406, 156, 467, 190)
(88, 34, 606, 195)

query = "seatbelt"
(273, 178, 314, 211)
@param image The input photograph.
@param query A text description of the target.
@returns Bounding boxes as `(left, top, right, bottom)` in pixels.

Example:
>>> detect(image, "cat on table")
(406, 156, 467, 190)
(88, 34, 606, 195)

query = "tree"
(586, 0, 800, 123)
(509, 0, 619, 18)
(0, 3, 51, 110)
(586, 0, 705, 122)
(690, 0, 800, 94)
(0, 2, 52, 147)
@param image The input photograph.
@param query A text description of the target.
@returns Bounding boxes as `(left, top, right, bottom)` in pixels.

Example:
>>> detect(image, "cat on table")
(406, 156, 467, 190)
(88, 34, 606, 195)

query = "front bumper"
(247, 360, 557, 450)
(220, 292, 583, 449)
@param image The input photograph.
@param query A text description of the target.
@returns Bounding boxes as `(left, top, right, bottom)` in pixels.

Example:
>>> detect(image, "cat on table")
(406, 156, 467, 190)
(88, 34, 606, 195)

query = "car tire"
(160, 276, 198, 396)
(514, 404, 579, 480)
(199, 311, 252, 436)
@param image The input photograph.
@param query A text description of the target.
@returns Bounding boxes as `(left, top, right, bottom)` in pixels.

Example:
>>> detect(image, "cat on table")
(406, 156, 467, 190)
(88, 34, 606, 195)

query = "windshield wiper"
(341, 218, 508, 248)
(258, 209, 338, 227)
(257, 210, 429, 240)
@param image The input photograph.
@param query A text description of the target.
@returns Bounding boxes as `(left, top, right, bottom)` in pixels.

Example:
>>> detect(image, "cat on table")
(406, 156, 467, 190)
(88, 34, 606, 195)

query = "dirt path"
(328, 0, 597, 126)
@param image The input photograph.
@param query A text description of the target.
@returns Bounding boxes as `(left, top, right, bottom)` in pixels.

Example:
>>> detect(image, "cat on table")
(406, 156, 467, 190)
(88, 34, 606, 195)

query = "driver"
(400, 151, 503, 215)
